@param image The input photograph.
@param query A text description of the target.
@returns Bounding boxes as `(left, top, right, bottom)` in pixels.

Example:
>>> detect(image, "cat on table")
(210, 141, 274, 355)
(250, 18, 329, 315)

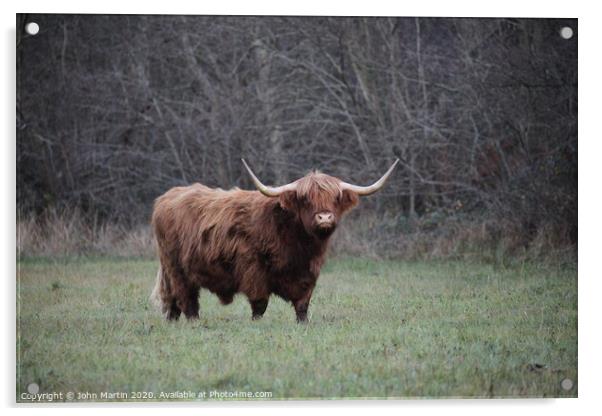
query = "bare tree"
(17, 15, 577, 251)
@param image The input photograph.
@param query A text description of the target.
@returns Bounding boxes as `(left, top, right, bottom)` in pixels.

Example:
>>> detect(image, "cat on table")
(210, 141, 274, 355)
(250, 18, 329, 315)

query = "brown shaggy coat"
(150, 172, 359, 322)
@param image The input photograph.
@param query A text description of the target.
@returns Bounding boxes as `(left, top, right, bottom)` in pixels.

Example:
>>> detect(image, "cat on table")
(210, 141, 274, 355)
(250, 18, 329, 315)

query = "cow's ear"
(340, 190, 359, 213)
(278, 191, 299, 212)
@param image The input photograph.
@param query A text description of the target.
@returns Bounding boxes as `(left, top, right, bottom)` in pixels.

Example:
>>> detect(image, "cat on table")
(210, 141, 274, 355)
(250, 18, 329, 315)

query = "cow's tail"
(149, 265, 166, 312)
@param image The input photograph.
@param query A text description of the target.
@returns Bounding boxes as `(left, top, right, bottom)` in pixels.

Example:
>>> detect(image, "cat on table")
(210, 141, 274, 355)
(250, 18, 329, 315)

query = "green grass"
(16, 256, 577, 401)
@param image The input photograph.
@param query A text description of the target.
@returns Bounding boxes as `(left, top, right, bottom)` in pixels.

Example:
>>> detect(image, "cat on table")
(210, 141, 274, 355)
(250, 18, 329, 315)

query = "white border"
(7, 0, 584, 17)
(2, 1, 599, 415)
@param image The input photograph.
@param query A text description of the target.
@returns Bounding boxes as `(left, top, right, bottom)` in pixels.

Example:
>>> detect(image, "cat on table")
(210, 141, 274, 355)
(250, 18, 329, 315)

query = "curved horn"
(340, 159, 399, 196)
(241, 159, 297, 197)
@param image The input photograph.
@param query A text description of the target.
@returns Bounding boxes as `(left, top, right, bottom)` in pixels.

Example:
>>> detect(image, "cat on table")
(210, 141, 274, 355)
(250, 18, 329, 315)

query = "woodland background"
(16, 15, 577, 260)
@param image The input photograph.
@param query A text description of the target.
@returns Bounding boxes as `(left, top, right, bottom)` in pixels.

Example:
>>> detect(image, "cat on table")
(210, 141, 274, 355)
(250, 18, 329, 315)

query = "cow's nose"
(316, 212, 334, 224)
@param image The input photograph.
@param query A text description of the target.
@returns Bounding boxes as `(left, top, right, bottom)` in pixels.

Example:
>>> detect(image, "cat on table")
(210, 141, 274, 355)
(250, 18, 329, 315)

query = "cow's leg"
(293, 287, 314, 324)
(154, 259, 184, 321)
(239, 265, 270, 320)
(151, 264, 181, 320)
(166, 298, 181, 321)
(176, 285, 200, 320)
(250, 298, 269, 320)
(165, 260, 200, 321)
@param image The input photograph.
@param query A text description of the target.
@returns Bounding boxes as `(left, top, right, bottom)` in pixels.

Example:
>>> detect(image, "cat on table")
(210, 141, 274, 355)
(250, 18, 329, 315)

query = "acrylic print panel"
(16, 14, 577, 402)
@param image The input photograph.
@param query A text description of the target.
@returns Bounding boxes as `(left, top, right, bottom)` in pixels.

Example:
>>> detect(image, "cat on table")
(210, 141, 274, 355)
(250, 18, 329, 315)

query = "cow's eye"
(297, 196, 309, 207)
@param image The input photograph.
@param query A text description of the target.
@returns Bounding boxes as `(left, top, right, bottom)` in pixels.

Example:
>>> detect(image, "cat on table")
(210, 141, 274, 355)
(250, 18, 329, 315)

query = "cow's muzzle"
(315, 212, 335, 228)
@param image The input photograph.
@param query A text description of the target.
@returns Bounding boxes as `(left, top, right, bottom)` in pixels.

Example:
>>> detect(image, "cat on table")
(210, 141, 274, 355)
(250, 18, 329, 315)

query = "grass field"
(17, 256, 577, 401)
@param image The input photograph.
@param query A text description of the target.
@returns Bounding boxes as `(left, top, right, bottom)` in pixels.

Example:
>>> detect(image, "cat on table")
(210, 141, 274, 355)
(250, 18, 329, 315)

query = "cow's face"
(242, 158, 398, 238)
(279, 173, 359, 239)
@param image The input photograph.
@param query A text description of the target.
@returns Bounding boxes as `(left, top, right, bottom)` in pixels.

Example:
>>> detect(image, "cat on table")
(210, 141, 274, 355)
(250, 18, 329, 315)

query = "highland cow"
(150, 159, 398, 323)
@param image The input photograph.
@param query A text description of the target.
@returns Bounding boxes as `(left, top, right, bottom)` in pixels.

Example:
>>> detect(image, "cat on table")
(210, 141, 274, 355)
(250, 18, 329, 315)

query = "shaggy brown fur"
(150, 171, 359, 323)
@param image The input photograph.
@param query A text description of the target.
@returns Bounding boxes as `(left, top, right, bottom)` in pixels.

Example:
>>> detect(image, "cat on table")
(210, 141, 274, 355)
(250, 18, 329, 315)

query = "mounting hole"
(25, 22, 39, 36)
(560, 26, 573, 40)
(561, 378, 574, 391)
